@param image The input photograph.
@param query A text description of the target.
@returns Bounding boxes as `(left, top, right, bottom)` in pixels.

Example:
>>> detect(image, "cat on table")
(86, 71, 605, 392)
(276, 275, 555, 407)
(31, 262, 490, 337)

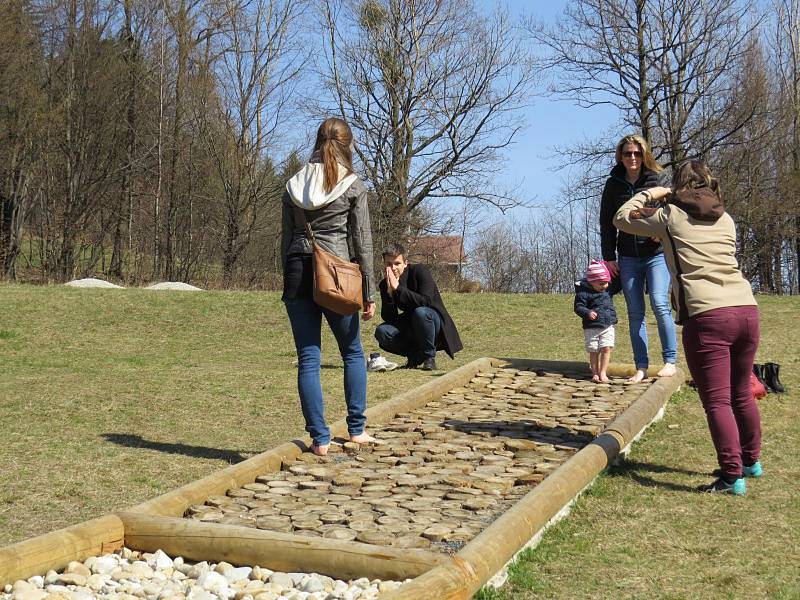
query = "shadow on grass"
(607, 458, 706, 492)
(102, 433, 250, 463)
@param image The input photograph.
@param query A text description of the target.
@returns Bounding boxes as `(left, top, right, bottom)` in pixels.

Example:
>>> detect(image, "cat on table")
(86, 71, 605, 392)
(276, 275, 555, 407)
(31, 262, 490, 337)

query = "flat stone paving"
(185, 366, 654, 553)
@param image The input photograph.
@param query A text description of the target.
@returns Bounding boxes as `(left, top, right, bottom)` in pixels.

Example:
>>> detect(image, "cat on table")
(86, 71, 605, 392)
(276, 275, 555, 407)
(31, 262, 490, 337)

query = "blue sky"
(483, 0, 621, 212)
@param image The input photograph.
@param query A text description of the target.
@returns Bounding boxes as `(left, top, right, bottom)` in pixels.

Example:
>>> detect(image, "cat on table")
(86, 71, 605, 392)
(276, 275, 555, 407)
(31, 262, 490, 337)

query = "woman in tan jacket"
(614, 160, 761, 496)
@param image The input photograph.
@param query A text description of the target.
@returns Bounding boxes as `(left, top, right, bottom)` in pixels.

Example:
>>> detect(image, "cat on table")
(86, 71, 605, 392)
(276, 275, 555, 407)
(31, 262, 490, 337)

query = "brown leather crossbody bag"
(299, 210, 363, 315)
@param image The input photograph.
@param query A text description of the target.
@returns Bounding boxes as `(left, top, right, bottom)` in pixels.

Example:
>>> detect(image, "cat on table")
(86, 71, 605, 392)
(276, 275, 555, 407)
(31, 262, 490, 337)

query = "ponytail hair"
(313, 118, 354, 193)
(672, 160, 722, 201)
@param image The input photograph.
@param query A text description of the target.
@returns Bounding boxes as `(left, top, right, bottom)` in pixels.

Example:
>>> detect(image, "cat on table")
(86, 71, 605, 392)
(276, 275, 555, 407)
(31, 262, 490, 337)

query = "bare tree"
(529, 0, 761, 164)
(28, 0, 129, 279)
(319, 0, 534, 242)
(469, 207, 592, 294)
(773, 0, 800, 292)
(0, 1, 43, 277)
(196, 0, 306, 284)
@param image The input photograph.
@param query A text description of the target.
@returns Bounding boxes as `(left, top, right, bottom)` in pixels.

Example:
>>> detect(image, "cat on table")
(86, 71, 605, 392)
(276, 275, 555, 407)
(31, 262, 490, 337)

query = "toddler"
(574, 260, 618, 382)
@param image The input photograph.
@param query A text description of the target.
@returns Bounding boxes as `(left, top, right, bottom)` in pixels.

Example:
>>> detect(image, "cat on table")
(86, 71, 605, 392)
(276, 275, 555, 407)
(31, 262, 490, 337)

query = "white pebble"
(93, 555, 119, 575)
(26, 577, 43, 590)
(197, 571, 230, 595)
(0, 548, 407, 600)
(268, 572, 293, 588)
(187, 588, 217, 600)
(150, 550, 174, 570)
(187, 561, 210, 579)
(224, 567, 252, 583)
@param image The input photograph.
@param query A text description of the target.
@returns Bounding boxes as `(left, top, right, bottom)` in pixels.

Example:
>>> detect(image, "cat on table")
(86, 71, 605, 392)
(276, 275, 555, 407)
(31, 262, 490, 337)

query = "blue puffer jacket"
(574, 279, 618, 330)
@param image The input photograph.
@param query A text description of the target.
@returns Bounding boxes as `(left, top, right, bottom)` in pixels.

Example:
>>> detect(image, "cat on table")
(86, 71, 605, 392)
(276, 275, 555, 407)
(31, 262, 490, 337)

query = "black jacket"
(574, 279, 618, 330)
(379, 263, 463, 358)
(600, 164, 666, 261)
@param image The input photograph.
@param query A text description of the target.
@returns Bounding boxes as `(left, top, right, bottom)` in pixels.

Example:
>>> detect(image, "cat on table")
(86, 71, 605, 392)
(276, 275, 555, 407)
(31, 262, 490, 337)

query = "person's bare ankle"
(311, 443, 329, 456)
(657, 363, 677, 377)
(349, 432, 379, 444)
(628, 369, 646, 383)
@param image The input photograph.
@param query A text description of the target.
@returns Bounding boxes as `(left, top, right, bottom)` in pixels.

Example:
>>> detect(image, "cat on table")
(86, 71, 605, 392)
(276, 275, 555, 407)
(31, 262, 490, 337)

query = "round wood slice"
(356, 531, 394, 545)
(421, 525, 451, 542)
(323, 528, 357, 541)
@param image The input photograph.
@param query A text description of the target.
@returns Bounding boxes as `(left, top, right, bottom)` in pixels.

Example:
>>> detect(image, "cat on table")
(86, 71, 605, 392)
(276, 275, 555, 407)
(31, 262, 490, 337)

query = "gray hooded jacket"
(281, 161, 375, 301)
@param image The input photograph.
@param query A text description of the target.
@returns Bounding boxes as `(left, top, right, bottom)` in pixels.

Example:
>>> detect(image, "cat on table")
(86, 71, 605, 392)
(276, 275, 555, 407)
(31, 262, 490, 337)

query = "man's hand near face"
(386, 266, 400, 294)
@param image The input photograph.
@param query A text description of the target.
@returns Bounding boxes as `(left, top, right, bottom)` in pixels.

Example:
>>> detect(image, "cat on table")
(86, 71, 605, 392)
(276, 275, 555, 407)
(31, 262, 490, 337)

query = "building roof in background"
(410, 236, 465, 265)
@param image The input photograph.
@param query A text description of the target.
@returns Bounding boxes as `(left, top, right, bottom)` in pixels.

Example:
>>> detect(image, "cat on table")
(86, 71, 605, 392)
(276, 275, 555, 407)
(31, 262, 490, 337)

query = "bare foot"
(599, 375, 611, 383)
(311, 443, 329, 456)
(657, 363, 677, 377)
(592, 374, 601, 383)
(349, 432, 380, 444)
(628, 369, 646, 383)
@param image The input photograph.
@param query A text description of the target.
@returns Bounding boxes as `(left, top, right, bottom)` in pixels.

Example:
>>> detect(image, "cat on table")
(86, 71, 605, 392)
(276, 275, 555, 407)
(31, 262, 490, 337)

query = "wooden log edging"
(0, 515, 124, 586)
(382, 360, 684, 600)
(120, 512, 448, 582)
(130, 357, 495, 518)
(0, 357, 682, 595)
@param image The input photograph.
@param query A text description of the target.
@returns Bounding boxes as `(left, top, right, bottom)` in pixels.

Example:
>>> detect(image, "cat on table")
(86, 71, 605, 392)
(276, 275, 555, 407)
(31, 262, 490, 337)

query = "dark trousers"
(682, 305, 761, 480)
(375, 307, 442, 361)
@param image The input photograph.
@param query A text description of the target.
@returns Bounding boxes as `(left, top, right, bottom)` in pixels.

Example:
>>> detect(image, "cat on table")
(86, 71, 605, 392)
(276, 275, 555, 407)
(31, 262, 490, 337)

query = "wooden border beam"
(0, 515, 124, 586)
(119, 512, 449, 581)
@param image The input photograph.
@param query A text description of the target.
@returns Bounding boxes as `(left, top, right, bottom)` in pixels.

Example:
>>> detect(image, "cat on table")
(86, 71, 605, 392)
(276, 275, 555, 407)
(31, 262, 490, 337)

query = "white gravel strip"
(1, 548, 406, 600)
(64, 278, 124, 289)
(145, 282, 203, 291)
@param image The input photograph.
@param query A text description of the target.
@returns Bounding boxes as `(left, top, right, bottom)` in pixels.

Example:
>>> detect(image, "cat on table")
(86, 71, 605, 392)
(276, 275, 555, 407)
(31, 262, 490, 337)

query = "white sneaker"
(367, 355, 398, 372)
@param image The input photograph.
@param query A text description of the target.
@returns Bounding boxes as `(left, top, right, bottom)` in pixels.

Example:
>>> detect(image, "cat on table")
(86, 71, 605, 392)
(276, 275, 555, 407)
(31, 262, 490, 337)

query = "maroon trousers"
(682, 305, 761, 480)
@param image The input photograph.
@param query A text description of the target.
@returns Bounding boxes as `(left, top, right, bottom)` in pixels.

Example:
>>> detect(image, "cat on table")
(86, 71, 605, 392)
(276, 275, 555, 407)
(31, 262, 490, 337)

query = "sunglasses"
(622, 151, 643, 158)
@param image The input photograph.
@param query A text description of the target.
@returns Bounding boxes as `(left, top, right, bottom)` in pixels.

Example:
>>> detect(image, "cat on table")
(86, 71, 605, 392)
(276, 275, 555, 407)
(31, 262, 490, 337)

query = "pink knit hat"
(586, 260, 611, 283)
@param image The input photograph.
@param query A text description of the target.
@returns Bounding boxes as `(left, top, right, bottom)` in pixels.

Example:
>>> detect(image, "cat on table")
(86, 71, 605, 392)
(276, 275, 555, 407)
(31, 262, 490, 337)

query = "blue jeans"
(619, 254, 678, 369)
(284, 297, 367, 446)
(374, 307, 442, 361)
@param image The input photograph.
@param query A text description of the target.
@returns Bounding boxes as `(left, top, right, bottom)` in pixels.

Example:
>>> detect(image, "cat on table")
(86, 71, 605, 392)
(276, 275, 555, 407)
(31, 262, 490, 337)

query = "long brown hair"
(313, 118, 354, 193)
(672, 160, 722, 200)
(614, 134, 663, 173)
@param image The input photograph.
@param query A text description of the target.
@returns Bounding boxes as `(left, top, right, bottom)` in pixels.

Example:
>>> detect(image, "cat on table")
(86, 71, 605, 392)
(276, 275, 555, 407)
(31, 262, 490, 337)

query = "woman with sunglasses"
(599, 134, 678, 382)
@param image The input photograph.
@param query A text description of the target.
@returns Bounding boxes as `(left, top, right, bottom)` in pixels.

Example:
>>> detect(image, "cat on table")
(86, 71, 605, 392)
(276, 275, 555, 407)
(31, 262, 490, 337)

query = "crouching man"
(375, 243, 463, 370)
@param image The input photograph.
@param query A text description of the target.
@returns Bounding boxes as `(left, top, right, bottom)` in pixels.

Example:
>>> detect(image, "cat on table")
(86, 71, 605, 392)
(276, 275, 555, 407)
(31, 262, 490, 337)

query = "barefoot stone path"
(2, 365, 657, 599)
(187, 366, 653, 554)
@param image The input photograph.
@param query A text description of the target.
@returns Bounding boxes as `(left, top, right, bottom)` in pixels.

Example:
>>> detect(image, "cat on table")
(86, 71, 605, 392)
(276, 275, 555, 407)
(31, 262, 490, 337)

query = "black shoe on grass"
(421, 357, 437, 371)
(404, 355, 423, 369)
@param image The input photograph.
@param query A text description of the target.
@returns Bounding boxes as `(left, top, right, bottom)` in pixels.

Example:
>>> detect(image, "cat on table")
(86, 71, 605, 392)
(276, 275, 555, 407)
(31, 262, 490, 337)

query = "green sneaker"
(698, 477, 746, 496)
(743, 461, 763, 478)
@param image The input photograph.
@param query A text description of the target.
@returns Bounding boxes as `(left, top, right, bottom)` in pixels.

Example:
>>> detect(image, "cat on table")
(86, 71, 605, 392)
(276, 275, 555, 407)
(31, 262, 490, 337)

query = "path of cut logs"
(185, 366, 651, 554)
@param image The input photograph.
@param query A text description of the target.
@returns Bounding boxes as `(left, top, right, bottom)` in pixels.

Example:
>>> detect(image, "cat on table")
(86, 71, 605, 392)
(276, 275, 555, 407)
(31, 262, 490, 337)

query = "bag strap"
(296, 208, 316, 245)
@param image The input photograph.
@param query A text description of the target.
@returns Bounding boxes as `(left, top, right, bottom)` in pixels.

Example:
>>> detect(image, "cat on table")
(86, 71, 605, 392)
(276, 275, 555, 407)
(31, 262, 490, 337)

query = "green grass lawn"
(1, 284, 798, 598)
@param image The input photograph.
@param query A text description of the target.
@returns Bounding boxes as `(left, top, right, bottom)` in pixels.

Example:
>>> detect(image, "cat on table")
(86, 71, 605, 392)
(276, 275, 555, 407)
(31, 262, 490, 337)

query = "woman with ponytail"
(614, 160, 762, 495)
(281, 117, 377, 455)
